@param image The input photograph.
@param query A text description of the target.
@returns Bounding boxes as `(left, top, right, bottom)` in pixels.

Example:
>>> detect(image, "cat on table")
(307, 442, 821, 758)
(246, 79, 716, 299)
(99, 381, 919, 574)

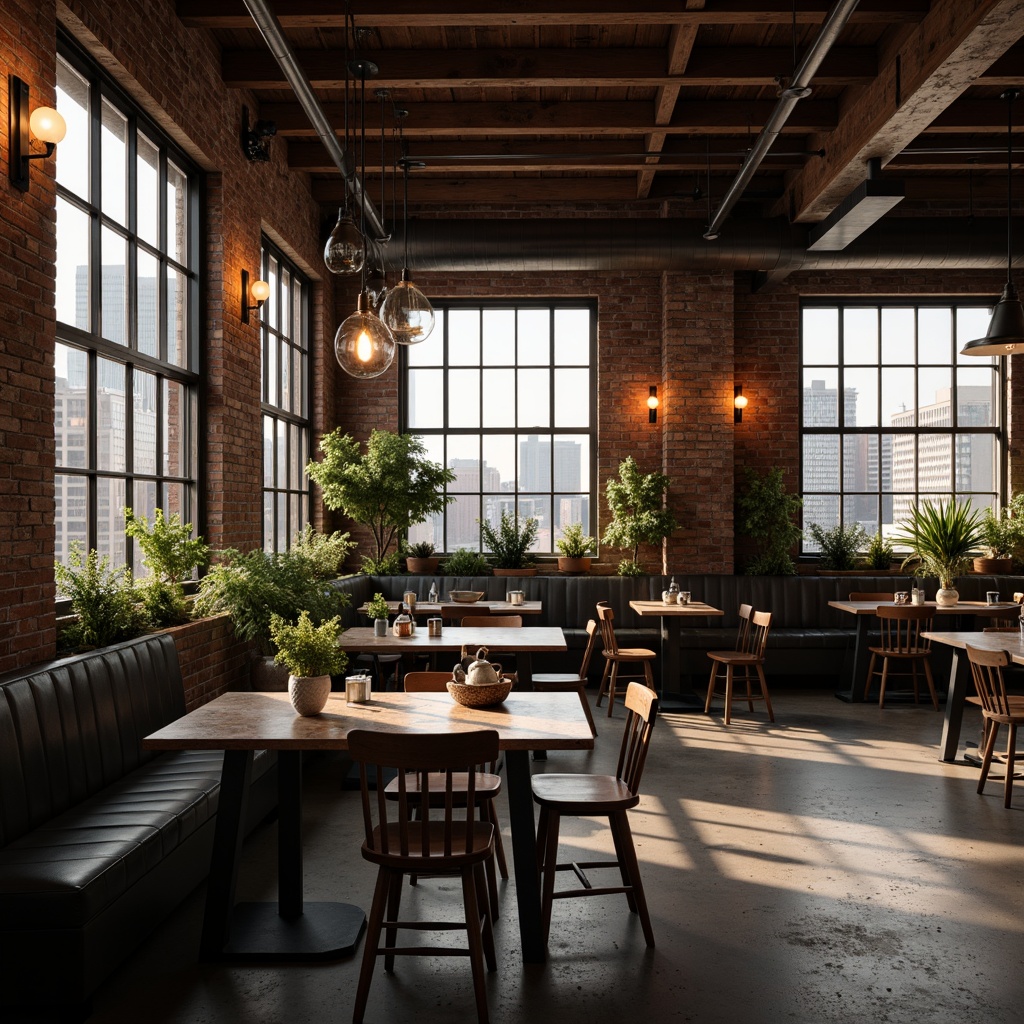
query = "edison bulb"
(324, 208, 365, 276)
(335, 294, 396, 379)
(379, 269, 435, 344)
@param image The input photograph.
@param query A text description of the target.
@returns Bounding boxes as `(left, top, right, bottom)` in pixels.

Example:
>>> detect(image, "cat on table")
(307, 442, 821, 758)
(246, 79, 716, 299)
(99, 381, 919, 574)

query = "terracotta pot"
(557, 556, 591, 574)
(492, 567, 538, 576)
(405, 557, 440, 574)
(973, 557, 1013, 574)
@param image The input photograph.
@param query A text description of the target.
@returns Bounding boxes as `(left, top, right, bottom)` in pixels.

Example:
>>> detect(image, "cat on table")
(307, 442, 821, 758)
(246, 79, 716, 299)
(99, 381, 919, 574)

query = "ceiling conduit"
(703, 0, 861, 241)
(241, 0, 388, 243)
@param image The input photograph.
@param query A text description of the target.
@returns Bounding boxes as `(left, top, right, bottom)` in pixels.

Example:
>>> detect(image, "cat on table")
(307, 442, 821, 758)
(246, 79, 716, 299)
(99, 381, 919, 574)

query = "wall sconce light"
(8, 75, 66, 192)
(734, 385, 748, 423)
(241, 270, 270, 324)
(241, 105, 277, 162)
(647, 385, 660, 423)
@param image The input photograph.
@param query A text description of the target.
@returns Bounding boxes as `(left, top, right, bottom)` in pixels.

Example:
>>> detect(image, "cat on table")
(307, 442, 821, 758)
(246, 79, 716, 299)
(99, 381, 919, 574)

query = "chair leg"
(486, 800, 508, 879)
(879, 657, 889, 709)
(643, 658, 656, 692)
(353, 868, 391, 1024)
(978, 720, 1000, 795)
(910, 660, 920, 704)
(578, 683, 598, 737)
(724, 665, 734, 725)
(757, 664, 774, 722)
(596, 659, 612, 708)
(384, 868, 404, 972)
(540, 809, 562, 943)
(607, 810, 638, 912)
(864, 652, 878, 701)
(607, 663, 620, 717)
(474, 861, 498, 971)
(923, 658, 939, 711)
(705, 661, 718, 713)
(461, 866, 490, 1024)
(743, 666, 755, 713)
(1004, 723, 1017, 808)
(483, 845, 500, 923)
(609, 810, 654, 948)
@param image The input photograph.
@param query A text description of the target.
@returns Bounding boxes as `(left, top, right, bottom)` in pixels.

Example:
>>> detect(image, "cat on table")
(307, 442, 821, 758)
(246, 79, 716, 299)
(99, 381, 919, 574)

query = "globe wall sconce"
(241, 270, 270, 324)
(9, 75, 66, 192)
(647, 386, 659, 423)
(734, 385, 748, 423)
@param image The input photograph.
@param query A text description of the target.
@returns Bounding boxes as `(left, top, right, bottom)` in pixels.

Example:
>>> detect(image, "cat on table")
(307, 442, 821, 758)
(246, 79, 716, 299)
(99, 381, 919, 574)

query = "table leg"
(659, 616, 705, 712)
(518, 651, 533, 689)
(939, 649, 970, 763)
(504, 749, 546, 965)
(836, 616, 869, 702)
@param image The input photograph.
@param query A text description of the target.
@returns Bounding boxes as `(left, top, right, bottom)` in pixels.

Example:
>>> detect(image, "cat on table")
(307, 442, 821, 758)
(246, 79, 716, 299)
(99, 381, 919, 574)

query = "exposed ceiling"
(177, 0, 1024, 251)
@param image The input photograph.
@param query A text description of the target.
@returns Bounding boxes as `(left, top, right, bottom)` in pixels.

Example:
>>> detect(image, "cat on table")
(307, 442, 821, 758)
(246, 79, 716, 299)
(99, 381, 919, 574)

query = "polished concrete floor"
(80, 687, 1024, 1024)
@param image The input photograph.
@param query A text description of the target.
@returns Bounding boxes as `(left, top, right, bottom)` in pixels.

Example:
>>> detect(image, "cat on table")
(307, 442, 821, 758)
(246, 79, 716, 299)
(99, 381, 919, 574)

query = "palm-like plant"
(892, 499, 984, 589)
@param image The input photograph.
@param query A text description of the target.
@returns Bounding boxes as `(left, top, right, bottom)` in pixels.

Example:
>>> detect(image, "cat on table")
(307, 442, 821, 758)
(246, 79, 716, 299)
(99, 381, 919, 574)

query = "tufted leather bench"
(0, 633, 277, 1016)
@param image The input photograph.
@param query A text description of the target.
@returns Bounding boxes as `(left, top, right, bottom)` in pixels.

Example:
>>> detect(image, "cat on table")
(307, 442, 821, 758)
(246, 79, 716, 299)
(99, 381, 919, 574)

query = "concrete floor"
(78, 687, 1024, 1024)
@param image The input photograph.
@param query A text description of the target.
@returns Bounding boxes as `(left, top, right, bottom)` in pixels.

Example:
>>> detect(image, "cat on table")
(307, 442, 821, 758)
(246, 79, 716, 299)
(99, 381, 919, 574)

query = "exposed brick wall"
(166, 614, 251, 711)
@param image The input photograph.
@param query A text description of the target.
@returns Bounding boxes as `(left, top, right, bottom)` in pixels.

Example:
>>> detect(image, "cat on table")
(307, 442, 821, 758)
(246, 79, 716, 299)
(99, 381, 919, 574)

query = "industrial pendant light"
(962, 88, 1024, 356)
(380, 158, 435, 344)
(335, 60, 395, 379)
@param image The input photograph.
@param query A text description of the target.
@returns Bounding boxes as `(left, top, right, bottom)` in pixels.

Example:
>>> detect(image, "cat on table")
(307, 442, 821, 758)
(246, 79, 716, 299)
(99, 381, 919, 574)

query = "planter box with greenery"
(974, 493, 1024, 573)
(404, 540, 440, 574)
(556, 521, 596, 573)
(442, 548, 492, 576)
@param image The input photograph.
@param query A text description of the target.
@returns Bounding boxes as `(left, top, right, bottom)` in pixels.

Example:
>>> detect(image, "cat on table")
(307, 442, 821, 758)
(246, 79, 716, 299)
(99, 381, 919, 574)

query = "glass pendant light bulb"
(379, 268, 436, 344)
(335, 292, 396, 379)
(364, 255, 389, 310)
(324, 207, 365, 276)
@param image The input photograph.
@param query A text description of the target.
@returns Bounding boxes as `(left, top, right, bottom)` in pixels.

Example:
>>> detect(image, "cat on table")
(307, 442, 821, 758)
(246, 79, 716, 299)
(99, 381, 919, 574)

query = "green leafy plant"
(404, 540, 436, 559)
(443, 548, 492, 576)
(806, 521, 867, 571)
(616, 558, 644, 577)
(892, 498, 985, 589)
(602, 457, 677, 574)
(124, 507, 209, 627)
(865, 530, 895, 570)
(269, 611, 346, 678)
(366, 593, 391, 621)
(360, 551, 404, 575)
(556, 522, 596, 559)
(736, 467, 803, 575)
(55, 543, 149, 650)
(978, 494, 1024, 560)
(291, 524, 356, 578)
(306, 429, 455, 569)
(480, 510, 539, 569)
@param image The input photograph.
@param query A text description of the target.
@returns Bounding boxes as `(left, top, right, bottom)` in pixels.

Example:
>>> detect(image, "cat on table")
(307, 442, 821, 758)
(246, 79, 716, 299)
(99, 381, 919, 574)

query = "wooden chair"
(348, 728, 499, 1024)
(531, 681, 659, 947)
(864, 604, 938, 710)
(460, 615, 523, 678)
(964, 644, 1024, 808)
(530, 618, 600, 737)
(595, 603, 656, 716)
(705, 608, 774, 725)
(390, 671, 508, 917)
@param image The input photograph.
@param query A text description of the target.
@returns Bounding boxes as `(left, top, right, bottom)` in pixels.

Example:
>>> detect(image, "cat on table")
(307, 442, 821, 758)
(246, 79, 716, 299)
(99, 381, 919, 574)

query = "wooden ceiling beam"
(178, 0, 929, 30)
(221, 46, 875, 90)
(783, 0, 1024, 223)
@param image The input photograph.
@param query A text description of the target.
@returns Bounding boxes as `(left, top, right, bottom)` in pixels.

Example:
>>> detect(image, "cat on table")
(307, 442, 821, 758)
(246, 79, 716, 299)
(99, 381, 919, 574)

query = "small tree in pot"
(555, 521, 596, 573)
(602, 457, 677, 576)
(736, 467, 802, 575)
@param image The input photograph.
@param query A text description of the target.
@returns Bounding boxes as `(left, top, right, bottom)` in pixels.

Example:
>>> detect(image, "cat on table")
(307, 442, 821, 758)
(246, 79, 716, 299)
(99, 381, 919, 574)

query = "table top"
(142, 690, 595, 752)
(356, 600, 543, 616)
(829, 599, 1020, 616)
(338, 626, 566, 653)
(922, 630, 1024, 663)
(629, 600, 724, 618)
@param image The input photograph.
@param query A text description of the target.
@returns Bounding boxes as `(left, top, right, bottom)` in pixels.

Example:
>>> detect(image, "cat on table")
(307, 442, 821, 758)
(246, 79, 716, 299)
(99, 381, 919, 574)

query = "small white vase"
(288, 674, 332, 716)
(374, 618, 388, 637)
(935, 587, 959, 607)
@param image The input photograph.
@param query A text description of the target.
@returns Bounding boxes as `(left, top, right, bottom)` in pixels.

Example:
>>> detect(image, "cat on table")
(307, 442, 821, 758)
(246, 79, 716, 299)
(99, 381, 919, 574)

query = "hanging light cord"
(1006, 90, 1015, 285)
(402, 161, 410, 272)
(358, 69, 367, 293)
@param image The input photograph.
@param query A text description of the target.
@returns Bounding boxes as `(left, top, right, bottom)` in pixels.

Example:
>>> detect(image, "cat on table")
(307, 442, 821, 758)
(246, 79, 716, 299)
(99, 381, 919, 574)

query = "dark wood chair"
(530, 617, 600, 737)
(965, 644, 1024, 808)
(864, 604, 938, 709)
(595, 603, 656, 716)
(705, 607, 774, 724)
(348, 728, 500, 1024)
(531, 681, 659, 947)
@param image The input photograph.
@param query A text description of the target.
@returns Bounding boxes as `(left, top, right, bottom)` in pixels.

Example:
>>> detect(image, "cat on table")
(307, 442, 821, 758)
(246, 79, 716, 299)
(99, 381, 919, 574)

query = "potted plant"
(602, 456, 678, 576)
(736, 467, 803, 575)
(268, 611, 347, 716)
(805, 521, 866, 572)
(442, 548, 492, 576)
(404, 540, 440, 574)
(366, 592, 391, 637)
(306, 429, 455, 575)
(974, 494, 1024, 573)
(555, 521, 596, 573)
(865, 530, 896, 571)
(893, 498, 985, 606)
(480, 510, 539, 576)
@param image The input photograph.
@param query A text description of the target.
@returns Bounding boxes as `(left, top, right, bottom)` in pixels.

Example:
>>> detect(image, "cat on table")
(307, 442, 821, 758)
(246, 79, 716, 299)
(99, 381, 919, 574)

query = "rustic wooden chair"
(459, 615, 523, 679)
(704, 608, 774, 724)
(348, 728, 500, 1024)
(594, 603, 657, 716)
(389, 671, 508, 918)
(864, 604, 938, 709)
(532, 681, 659, 947)
(965, 644, 1024, 808)
(530, 618, 600, 736)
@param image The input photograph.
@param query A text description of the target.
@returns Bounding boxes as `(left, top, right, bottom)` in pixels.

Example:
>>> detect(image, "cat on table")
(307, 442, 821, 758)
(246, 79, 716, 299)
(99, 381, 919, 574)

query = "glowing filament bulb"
(357, 330, 373, 362)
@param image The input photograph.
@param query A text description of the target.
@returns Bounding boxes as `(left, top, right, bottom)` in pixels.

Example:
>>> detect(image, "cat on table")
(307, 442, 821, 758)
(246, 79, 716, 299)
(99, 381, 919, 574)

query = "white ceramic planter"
(935, 587, 959, 607)
(374, 618, 388, 637)
(288, 674, 331, 716)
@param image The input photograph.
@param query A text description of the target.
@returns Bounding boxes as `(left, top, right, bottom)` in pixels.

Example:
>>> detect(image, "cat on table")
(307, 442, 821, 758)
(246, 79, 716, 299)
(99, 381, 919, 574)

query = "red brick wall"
(166, 614, 251, 711)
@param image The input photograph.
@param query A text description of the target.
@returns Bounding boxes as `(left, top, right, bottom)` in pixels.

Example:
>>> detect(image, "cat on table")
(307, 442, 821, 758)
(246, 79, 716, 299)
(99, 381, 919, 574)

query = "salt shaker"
(428, 581, 438, 603)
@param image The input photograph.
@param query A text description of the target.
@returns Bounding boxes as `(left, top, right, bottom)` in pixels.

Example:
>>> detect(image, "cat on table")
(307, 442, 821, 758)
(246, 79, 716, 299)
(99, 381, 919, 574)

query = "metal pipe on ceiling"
(703, 0, 862, 241)
(241, 0, 388, 243)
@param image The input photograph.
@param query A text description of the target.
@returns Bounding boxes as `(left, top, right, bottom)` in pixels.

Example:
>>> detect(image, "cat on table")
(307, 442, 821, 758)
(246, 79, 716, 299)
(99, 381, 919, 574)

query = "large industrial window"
(800, 301, 1004, 552)
(403, 301, 597, 554)
(53, 41, 200, 580)
(260, 240, 311, 551)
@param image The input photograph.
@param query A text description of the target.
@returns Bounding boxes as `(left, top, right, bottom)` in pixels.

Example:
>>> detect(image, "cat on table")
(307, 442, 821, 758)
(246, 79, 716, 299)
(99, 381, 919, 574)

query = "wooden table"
(828, 599, 1020, 702)
(921, 630, 1024, 762)
(628, 600, 724, 710)
(143, 690, 592, 966)
(339, 626, 566, 688)
(356, 599, 543, 620)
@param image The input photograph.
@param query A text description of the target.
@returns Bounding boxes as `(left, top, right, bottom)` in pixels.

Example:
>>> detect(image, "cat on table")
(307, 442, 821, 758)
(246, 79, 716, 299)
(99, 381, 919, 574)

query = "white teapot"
(462, 647, 503, 687)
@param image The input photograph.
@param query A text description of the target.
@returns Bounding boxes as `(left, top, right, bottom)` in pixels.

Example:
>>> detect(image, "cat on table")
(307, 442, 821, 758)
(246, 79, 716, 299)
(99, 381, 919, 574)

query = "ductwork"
(399, 217, 1015, 274)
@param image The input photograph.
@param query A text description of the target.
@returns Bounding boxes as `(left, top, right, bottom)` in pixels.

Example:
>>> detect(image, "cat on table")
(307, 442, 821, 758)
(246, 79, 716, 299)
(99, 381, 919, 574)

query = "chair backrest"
(615, 682, 660, 796)
(965, 644, 1016, 718)
(597, 602, 619, 655)
(876, 604, 933, 653)
(734, 603, 754, 651)
(461, 614, 523, 628)
(578, 619, 600, 678)
(849, 591, 895, 602)
(403, 671, 455, 692)
(739, 609, 772, 659)
(348, 729, 499, 859)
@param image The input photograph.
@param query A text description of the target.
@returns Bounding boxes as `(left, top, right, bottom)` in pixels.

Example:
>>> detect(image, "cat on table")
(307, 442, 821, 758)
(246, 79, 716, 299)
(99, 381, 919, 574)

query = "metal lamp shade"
(960, 281, 1024, 356)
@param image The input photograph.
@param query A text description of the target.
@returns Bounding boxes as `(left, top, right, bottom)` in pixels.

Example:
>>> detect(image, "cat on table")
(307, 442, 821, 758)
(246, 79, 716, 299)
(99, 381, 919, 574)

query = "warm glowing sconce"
(647, 385, 660, 423)
(734, 385, 748, 423)
(9, 75, 66, 192)
(241, 270, 270, 324)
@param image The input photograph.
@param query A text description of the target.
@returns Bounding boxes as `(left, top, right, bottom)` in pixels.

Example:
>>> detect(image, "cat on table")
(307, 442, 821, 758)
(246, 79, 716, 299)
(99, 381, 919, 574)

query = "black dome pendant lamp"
(962, 88, 1024, 356)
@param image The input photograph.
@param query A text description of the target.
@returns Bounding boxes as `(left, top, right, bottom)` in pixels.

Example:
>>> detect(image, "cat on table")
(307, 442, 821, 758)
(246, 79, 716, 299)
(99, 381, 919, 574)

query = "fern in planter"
(480, 510, 539, 571)
(806, 522, 866, 571)
(865, 530, 895, 570)
(443, 548, 491, 576)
